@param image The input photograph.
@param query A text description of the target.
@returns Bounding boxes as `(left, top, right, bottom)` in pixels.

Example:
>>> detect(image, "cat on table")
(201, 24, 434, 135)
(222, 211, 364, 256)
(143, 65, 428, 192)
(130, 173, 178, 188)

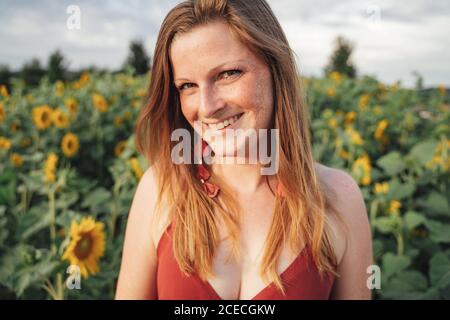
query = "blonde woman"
(116, 0, 372, 300)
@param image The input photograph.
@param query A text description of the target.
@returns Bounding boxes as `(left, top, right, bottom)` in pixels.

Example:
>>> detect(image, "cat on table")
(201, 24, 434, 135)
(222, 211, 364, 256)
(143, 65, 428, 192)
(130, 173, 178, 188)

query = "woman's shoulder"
(314, 162, 371, 265)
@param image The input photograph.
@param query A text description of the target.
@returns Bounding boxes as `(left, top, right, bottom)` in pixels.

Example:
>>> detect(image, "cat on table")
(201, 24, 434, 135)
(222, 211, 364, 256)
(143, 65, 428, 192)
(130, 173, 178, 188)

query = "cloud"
(0, 0, 448, 86)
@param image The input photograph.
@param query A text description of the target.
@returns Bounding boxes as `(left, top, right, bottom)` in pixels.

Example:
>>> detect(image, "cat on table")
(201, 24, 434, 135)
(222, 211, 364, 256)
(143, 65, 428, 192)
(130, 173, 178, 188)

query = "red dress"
(156, 223, 335, 300)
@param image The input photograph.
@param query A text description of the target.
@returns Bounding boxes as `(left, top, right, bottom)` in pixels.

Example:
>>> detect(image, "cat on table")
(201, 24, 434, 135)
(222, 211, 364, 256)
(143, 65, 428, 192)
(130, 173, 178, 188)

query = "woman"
(115, 0, 372, 300)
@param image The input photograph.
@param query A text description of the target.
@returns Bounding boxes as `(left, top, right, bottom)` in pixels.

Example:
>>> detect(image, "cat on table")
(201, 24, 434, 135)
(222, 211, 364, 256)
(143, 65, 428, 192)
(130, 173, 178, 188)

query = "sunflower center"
(74, 233, 93, 260)
(42, 112, 49, 123)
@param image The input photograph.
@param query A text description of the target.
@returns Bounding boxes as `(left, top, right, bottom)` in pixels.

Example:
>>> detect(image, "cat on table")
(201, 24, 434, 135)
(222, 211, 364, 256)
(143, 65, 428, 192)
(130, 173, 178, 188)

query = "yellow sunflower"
(0, 102, 5, 122)
(61, 133, 80, 158)
(130, 157, 143, 179)
(10, 122, 20, 133)
(352, 153, 372, 186)
(344, 111, 357, 127)
(345, 126, 364, 146)
(10, 153, 23, 167)
(55, 81, 64, 96)
(32, 104, 53, 130)
(388, 200, 402, 216)
(62, 216, 106, 279)
(92, 93, 108, 112)
(374, 119, 389, 141)
(359, 94, 370, 110)
(329, 71, 342, 84)
(0, 85, 9, 97)
(0, 136, 11, 150)
(64, 98, 78, 113)
(44, 152, 58, 183)
(114, 140, 127, 157)
(51, 108, 70, 129)
(374, 182, 389, 195)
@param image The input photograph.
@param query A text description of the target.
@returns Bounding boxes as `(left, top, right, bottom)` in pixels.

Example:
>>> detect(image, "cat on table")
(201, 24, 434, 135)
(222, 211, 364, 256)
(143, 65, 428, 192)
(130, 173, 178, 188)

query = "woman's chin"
(205, 137, 248, 163)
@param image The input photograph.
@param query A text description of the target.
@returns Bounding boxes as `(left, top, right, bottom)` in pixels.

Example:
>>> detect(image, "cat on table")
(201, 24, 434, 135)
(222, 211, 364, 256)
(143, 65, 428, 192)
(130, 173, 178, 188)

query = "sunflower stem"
(49, 187, 57, 255)
(369, 199, 379, 234)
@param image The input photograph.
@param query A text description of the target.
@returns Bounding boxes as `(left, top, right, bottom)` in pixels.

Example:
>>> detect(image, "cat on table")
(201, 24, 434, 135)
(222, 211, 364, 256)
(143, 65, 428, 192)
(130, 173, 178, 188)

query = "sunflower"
(344, 111, 357, 127)
(374, 119, 389, 141)
(51, 108, 70, 128)
(0, 136, 11, 150)
(62, 216, 106, 279)
(329, 71, 342, 84)
(0, 102, 5, 122)
(130, 157, 143, 179)
(326, 88, 335, 97)
(44, 152, 58, 183)
(32, 104, 53, 130)
(352, 153, 372, 186)
(114, 140, 127, 157)
(359, 94, 370, 110)
(10, 153, 23, 167)
(345, 126, 364, 146)
(92, 93, 108, 112)
(388, 200, 402, 216)
(374, 182, 389, 195)
(10, 122, 20, 133)
(0, 85, 9, 98)
(64, 98, 78, 113)
(113, 115, 123, 127)
(55, 81, 64, 96)
(61, 133, 80, 158)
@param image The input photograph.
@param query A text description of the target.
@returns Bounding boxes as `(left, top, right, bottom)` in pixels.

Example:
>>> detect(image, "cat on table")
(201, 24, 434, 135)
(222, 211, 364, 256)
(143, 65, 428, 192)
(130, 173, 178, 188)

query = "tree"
(21, 58, 45, 86)
(324, 36, 357, 78)
(47, 50, 68, 82)
(123, 40, 150, 75)
(0, 65, 12, 88)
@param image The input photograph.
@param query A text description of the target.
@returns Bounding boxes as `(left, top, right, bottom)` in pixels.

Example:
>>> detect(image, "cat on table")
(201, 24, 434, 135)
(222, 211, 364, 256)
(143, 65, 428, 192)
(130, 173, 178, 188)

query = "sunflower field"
(0, 71, 449, 299)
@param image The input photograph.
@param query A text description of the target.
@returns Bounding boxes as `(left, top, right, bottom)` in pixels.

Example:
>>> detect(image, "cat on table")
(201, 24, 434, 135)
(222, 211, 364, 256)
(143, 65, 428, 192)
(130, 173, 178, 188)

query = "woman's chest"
(206, 198, 304, 300)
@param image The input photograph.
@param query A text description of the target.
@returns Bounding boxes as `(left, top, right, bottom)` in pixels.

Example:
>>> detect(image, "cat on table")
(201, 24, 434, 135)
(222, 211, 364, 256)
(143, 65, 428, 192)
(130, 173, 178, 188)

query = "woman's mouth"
(205, 112, 245, 132)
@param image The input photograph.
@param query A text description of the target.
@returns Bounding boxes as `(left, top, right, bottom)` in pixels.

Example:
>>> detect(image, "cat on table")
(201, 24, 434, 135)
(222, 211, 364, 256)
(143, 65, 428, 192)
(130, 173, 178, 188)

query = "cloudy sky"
(0, 0, 448, 87)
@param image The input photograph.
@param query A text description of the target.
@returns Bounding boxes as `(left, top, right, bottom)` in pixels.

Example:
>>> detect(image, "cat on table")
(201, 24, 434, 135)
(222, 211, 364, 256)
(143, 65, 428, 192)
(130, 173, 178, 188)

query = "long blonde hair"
(135, 0, 343, 293)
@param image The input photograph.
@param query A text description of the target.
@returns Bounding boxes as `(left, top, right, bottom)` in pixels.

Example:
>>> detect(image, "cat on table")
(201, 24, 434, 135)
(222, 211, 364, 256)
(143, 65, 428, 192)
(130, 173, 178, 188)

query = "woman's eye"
(178, 83, 195, 91)
(219, 69, 242, 80)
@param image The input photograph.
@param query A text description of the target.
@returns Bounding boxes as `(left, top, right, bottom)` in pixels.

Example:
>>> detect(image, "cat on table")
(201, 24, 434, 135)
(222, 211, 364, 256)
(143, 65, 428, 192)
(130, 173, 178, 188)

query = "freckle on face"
(170, 20, 274, 155)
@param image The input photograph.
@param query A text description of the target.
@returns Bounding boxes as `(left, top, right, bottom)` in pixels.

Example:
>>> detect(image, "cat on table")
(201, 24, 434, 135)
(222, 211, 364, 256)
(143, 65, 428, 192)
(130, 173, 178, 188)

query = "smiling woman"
(115, 0, 373, 300)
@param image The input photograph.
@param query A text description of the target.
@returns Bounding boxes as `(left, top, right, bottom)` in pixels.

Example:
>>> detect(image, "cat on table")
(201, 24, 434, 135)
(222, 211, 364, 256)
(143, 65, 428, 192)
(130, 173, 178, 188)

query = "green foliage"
(0, 69, 448, 299)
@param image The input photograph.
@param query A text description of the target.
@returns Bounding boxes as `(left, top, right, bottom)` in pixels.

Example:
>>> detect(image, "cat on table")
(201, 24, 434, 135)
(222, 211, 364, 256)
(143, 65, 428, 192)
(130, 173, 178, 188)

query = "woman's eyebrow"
(174, 58, 248, 83)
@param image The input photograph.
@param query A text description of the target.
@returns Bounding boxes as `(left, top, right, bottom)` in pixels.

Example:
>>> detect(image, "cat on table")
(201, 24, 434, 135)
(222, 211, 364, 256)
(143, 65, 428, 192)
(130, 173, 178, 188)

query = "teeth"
(207, 113, 242, 130)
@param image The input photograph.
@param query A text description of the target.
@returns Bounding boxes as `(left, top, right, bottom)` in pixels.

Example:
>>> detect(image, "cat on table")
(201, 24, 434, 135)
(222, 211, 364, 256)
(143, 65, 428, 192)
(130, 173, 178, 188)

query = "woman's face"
(170, 19, 274, 159)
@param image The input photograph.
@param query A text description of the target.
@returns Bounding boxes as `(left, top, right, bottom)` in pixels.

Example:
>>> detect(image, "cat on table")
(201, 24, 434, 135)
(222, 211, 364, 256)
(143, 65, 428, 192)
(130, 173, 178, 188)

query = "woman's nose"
(198, 85, 225, 119)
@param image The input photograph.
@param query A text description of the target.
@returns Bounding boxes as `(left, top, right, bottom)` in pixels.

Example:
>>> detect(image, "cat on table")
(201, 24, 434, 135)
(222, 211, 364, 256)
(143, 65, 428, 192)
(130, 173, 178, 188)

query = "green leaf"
(419, 191, 450, 217)
(424, 220, 450, 243)
(374, 215, 402, 234)
(404, 211, 427, 230)
(377, 152, 405, 176)
(382, 271, 428, 299)
(386, 178, 415, 201)
(408, 139, 438, 166)
(429, 253, 450, 288)
(15, 204, 51, 240)
(382, 253, 411, 279)
(81, 187, 111, 209)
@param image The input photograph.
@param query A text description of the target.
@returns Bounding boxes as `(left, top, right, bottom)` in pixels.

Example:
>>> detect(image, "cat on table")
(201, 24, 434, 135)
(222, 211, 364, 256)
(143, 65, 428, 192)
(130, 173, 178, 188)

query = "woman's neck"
(212, 161, 273, 195)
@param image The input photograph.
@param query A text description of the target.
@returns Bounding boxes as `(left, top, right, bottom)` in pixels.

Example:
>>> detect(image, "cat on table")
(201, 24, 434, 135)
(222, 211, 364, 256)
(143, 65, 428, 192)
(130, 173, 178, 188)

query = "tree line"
(0, 40, 152, 90)
(0, 36, 358, 90)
